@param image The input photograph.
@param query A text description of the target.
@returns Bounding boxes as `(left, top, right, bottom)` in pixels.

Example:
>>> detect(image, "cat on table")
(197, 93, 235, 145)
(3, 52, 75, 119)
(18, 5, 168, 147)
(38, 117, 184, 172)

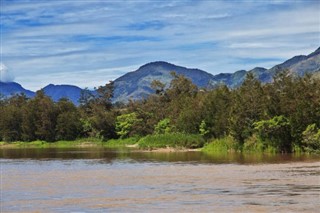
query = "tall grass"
(105, 136, 140, 147)
(0, 137, 105, 148)
(202, 136, 238, 153)
(138, 133, 205, 149)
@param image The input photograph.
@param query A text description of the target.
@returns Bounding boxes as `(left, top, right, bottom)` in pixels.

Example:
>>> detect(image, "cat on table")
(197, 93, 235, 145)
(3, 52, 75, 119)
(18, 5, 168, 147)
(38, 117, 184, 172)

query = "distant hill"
(0, 82, 84, 105)
(113, 47, 320, 102)
(0, 82, 35, 98)
(1, 47, 319, 104)
(269, 47, 320, 76)
(42, 84, 84, 105)
(113, 61, 215, 103)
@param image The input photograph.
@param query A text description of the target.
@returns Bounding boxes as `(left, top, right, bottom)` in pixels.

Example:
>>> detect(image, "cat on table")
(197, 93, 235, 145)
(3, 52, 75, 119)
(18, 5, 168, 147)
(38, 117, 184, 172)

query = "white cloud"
(0, 63, 15, 82)
(1, 0, 319, 90)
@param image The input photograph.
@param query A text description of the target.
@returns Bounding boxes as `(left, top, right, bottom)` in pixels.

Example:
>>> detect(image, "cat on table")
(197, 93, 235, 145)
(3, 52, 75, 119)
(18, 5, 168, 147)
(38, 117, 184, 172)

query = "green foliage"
(138, 133, 205, 149)
(116, 112, 142, 138)
(0, 70, 319, 154)
(301, 124, 320, 153)
(80, 118, 93, 137)
(105, 136, 140, 147)
(151, 80, 166, 95)
(202, 86, 231, 138)
(90, 110, 116, 140)
(29, 90, 57, 142)
(55, 99, 82, 140)
(242, 134, 279, 153)
(154, 118, 172, 134)
(229, 73, 265, 144)
(0, 98, 24, 141)
(199, 120, 209, 136)
(253, 115, 291, 152)
(202, 136, 238, 153)
(96, 81, 114, 110)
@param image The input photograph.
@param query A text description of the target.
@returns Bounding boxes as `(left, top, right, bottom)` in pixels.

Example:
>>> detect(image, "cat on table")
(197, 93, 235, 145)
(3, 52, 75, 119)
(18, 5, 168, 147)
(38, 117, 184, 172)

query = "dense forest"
(0, 70, 319, 153)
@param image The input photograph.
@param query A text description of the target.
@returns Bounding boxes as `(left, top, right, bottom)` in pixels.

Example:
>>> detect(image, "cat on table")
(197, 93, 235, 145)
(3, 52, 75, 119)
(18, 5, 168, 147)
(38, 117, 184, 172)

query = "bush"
(154, 118, 172, 134)
(115, 113, 142, 138)
(138, 133, 204, 149)
(302, 124, 320, 153)
(202, 136, 238, 153)
(253, 115, 292, 152)
(243, 134, 264, 153)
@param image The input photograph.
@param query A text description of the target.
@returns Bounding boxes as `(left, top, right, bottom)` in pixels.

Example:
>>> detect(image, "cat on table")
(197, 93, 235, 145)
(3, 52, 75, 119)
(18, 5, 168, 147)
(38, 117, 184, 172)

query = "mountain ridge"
(1, 47, 319, 104)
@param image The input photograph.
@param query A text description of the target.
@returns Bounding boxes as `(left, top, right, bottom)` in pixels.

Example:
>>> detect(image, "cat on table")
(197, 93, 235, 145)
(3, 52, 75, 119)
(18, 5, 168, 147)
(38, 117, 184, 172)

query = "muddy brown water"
(1, 148, 320, 212)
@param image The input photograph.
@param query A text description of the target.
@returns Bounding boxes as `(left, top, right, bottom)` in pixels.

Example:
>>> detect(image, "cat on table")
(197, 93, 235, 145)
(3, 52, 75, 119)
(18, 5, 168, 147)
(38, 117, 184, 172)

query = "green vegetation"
(0, 138, 104, 148)
(154, 118, 173, 134)
(202, 136, 238, 153)
(301, 124, 320, 153)
(1, 71, 319, 153)
(104, 137, 140, 148)
(115, 112, 142, 138)
(138, 133, 205, 149)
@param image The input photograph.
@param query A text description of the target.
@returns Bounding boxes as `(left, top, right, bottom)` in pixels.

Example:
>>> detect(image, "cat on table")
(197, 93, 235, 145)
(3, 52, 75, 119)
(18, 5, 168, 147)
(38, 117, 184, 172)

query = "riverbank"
(1, 134, 318, 154)
(0, 139, 201, 153)
(0, 133, 204, 151)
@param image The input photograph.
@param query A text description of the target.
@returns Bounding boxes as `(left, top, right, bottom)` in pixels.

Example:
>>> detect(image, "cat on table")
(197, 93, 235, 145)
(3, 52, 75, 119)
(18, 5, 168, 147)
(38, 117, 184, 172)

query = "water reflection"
(1, 148, 319, 212)
(1, 147, 319, 164)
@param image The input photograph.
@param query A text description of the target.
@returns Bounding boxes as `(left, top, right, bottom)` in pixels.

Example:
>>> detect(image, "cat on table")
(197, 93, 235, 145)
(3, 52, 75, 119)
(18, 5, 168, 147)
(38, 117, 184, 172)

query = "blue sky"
(1, 0, 319, 90)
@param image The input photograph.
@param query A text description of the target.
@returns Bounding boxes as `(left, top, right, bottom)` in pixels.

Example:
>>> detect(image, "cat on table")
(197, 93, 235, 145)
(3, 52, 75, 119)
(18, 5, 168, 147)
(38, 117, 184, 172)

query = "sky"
(1, 0, 319, 90)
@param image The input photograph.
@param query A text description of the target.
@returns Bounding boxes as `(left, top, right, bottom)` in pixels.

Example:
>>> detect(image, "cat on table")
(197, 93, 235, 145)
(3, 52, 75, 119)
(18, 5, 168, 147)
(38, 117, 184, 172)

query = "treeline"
(0, 70, 319, 152)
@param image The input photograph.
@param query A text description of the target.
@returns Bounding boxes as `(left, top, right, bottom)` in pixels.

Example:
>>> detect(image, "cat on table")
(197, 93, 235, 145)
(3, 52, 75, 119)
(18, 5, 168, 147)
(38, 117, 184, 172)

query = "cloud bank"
(0, 63, 15, 82)
(1, 0, 319, 90)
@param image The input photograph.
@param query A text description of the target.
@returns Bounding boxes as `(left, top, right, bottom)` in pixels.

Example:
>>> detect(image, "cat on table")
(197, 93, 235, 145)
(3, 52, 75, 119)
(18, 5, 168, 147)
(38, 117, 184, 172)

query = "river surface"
(1, 148, 320, 212)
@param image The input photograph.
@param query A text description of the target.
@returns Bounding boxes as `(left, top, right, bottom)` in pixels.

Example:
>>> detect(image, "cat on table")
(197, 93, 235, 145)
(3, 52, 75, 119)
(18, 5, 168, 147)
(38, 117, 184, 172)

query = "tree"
(31, 90, 57, 141)
(55, 99, 82, 140)
(96, 81, 114, 110)
(202, 86, 231, 138)
(253, 115, 292, 152)
(167, 72, 198, 98)
(79, 87, 95, 114)
(199, 120, 210, 137)
(0, 94, 27, 141)
(301, 124, 320, 152)
(115, 112, 142, 138)
(154, 118, 172, 134)
(151, 80, 166, 95)
(229, 73, 266, 144)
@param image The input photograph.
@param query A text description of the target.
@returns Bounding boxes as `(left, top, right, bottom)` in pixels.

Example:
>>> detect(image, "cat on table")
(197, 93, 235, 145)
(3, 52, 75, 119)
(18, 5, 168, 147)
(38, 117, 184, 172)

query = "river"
(1, 148, 319, 212)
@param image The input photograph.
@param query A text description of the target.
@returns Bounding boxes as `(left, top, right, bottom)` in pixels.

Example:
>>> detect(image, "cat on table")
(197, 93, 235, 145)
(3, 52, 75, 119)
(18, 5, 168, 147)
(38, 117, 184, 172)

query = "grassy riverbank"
(0, 133, 204, 151)
(1, 134, 318, 154)
(0, 138, 105, 148)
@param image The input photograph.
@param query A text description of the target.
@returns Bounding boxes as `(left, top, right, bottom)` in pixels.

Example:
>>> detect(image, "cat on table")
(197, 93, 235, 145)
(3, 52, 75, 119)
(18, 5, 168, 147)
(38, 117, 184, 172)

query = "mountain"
(113, 61, 215, 103)
(269, 47, 320, 76)
(42, 84, 83, 105)
(0, 82, 83, 105)
(1, 47, 319, 104)
(0, 81, 35, 98)
(112, 47, 320, 103)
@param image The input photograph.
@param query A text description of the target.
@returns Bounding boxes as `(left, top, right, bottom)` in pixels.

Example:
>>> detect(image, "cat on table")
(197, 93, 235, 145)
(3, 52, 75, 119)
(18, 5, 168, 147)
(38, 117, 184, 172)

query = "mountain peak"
(308, 46, 320, 58)
(113, 61, 214, 103)
(0, 81, 35, 97)
(138, 61, 182, 71)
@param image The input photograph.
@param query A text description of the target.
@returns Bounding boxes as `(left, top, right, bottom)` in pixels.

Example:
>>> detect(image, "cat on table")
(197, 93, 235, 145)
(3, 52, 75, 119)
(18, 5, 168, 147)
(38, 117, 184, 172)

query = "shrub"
(302, 124, 320, 153)
(105, 137, 140, 147)
(253, 115, 292, 152)
(243, 134, 264, 153)
(154, 118, 172, 134)
(115, 113, 142, 138)
(138, 133, 204, 149)
(202, 136, 238, 153)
